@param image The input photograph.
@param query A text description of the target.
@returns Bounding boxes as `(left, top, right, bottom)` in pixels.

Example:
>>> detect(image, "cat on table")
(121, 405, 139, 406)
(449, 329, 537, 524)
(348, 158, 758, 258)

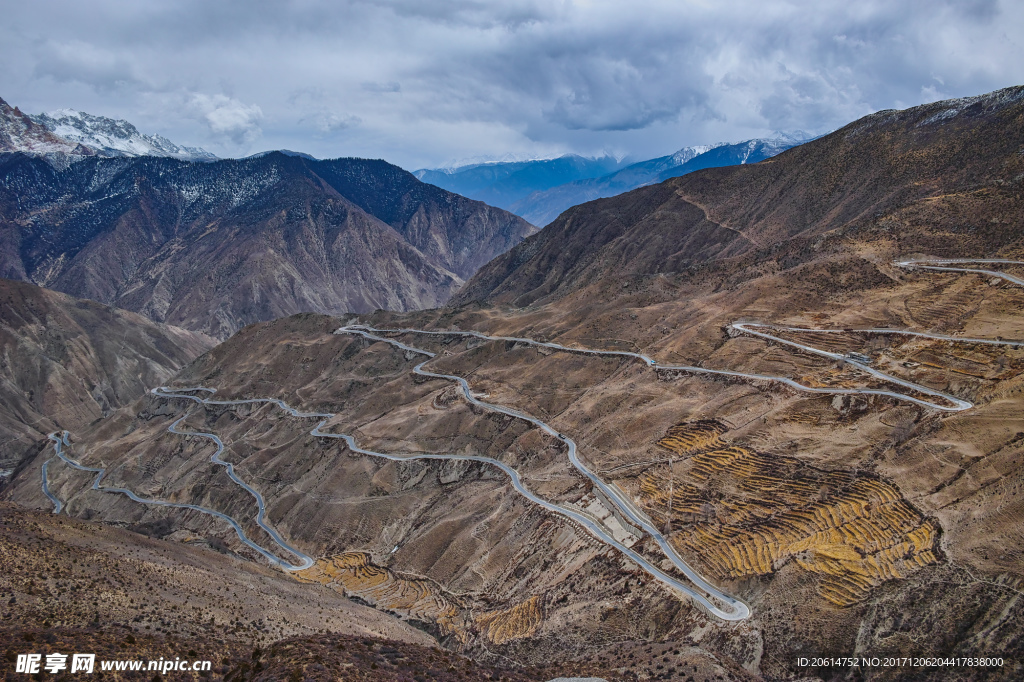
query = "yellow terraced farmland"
(474, 595, 544, 645)
(297, 552, 465, 637)
(656, 420, 727, 456)
(638, 421, 942, 607)
(639, 470, 705, 517)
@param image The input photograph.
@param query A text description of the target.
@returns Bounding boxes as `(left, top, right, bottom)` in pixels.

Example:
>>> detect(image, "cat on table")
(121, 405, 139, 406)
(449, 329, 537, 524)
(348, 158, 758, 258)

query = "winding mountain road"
(146, 383, 751, 620)
(44, 426, 313, 571)
(38, 258, 1023, 622)
(40, 456, 63, 514)
(333, 327, 750, 619)
(896, 258, 1024, 287)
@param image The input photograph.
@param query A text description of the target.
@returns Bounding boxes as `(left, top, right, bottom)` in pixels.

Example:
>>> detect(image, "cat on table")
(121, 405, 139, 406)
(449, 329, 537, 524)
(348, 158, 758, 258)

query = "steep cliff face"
(0, 277, 214, 474)
(0, 152, 535, 339)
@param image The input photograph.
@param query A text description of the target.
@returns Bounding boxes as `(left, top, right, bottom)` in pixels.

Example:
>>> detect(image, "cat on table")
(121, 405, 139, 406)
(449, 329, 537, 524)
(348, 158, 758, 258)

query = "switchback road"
(39, 258, 1023, 621)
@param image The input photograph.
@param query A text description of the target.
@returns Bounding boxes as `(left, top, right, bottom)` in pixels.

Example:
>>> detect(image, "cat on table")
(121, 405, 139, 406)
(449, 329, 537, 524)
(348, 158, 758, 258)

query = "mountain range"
(414, 154, 629, 212)
(455, 91, 1022, 306)
(29, 108, 217, 161)
(0, 151, 535, 338)
(416, 134, 810, 227)
(0, 97, 94, 156)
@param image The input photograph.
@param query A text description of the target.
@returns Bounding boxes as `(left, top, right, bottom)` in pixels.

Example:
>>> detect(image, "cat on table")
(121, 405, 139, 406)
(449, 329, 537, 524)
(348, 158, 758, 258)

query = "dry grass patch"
(473, 595, 544, 645)
(639, 421, 941, 606)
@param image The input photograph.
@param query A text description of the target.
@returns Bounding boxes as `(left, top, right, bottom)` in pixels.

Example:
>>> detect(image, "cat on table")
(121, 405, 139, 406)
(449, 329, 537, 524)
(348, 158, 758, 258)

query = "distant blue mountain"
(508, 134, 813, 227)
(413, 154, 630, 213)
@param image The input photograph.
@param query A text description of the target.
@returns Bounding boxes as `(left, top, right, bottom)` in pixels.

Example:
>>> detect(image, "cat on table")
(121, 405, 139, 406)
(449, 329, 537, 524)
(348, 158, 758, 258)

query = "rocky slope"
(29, 285, 1024, 678)
(3, 503, 602, 680)
(1, 498, 625, 679)
(0, 152, 535, 338)
(0, 502, 429, 646)
(0, 278, 213, 478)
(15, 312, 759, 679)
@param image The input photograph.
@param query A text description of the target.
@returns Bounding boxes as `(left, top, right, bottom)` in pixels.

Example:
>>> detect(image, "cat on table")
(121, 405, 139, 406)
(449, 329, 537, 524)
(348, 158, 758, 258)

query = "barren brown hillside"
(0, 278, 213, 477)
(0, 153, 535, 339)
(0, 503, 619, 681)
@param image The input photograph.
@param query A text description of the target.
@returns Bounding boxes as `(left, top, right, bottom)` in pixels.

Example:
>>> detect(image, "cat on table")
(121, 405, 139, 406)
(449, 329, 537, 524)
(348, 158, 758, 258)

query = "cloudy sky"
(2, 0, 1022, 169)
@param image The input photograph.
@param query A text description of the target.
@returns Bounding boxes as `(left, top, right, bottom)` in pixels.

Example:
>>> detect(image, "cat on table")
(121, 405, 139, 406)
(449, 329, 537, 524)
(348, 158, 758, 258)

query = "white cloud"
(187, 94, 263, 146)
(32, 39, 142, 91)
(361, 82, 401, 93)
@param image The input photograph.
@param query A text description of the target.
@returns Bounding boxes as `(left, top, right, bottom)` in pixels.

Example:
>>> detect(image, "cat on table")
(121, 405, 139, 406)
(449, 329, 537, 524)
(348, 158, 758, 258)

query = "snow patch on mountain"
(917, 85, 1024, 127)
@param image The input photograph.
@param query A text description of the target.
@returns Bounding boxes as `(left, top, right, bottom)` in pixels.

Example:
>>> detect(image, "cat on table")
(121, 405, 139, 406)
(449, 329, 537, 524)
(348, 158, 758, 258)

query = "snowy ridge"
(27, 108, 216, 161)
(431, 151, 568, 173)
(0, 97, 90, 156)
(847, 85, 1024, 139)
(669, 143, 721, 165)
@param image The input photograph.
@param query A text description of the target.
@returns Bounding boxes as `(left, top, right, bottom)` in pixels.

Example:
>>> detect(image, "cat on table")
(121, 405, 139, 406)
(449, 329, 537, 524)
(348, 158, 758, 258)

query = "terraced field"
(902, 342, 1022, 378)
(298, 554, 546, 646)
(473, 595, 544, 645)
(638, 422, 940, 606)
(773, 326, 1024, 386)
(297, 552, 464, 638)
(655, 420, 727, 456)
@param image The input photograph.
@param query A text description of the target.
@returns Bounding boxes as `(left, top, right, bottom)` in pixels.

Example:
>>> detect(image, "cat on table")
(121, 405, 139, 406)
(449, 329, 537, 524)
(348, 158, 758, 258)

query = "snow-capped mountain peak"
(0, 97, 93, 156)
(769, 130, 815, 143)
(27, 107, 216, 161)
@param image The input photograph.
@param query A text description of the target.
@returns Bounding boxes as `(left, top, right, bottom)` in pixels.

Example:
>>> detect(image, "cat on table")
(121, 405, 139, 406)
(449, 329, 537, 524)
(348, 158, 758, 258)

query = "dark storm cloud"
(1, 0, 1022, 167)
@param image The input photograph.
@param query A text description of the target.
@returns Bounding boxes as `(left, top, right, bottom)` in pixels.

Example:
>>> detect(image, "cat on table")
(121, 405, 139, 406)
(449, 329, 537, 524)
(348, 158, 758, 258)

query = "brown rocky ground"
(7, 314, 761, 678)
(0, 503, 636, 681)
(0, 502, 433, 645)
(1, 629, 632, 682)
